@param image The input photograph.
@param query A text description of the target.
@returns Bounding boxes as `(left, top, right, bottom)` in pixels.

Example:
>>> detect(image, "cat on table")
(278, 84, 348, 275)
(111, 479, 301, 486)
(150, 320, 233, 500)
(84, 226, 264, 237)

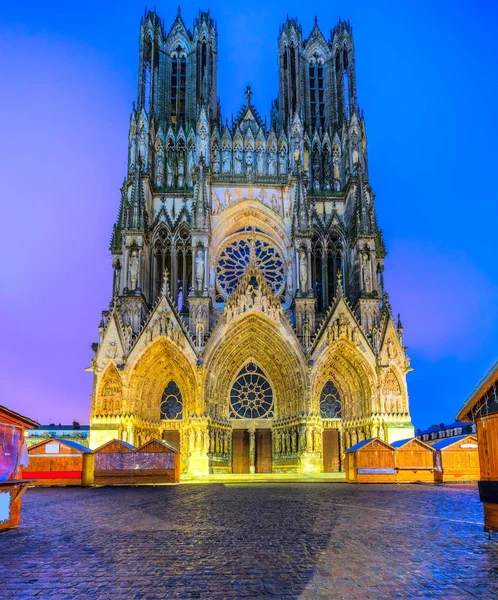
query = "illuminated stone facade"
(88, 9, 414, 476)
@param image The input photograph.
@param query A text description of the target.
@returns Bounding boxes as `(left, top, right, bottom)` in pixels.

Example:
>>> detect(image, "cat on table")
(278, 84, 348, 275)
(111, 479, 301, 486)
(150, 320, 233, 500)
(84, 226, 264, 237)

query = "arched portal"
(205, 312, 306, 473)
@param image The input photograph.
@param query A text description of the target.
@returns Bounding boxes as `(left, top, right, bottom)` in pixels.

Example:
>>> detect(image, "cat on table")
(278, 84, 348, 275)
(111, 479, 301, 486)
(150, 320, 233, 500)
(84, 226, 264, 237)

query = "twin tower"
(90, 9, 414, 478)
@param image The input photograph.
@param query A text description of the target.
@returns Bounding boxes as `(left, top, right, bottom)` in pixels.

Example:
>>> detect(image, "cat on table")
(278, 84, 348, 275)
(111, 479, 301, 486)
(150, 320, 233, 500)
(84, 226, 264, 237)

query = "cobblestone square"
(1, 483, 497, 599)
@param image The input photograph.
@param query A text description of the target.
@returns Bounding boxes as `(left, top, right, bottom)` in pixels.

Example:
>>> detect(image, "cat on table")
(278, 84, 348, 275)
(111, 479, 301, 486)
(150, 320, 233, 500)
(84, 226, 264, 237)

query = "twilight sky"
(2, 0, 498, 429)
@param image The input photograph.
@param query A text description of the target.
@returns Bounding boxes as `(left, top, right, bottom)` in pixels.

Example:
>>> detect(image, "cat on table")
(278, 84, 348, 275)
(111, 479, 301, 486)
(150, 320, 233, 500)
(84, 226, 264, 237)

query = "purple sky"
(2, 0, 498, 429)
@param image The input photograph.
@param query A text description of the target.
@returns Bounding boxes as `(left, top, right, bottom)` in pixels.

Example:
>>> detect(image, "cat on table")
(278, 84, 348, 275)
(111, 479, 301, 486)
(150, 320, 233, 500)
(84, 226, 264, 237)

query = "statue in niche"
(166, 152, 175, 187)
(129, 250, 139, 290)
(285, 430, 291, 454)
(268, 151, 276, 175)
(177, 150, 185, 187)
(256, 148, 264, 174)
(195, 249, 205, 291)
(211, 146, 220, 173)
(275, 433, 281, 454)
(222, 149, 231, 173)
(306, 427, 313, 452)
(312, 154, 321, 190)
(224, 189, 231, 207)
(303, 321, 311, 348)
(291, 429, 297, 453)
(196, 320, 205, 348)
(245, 151, 253, 175)
(187, 147, 195, 182)
(155, 152, 164, 187)
(299, 250, 308, 294)
(138, 126, 147, 164)
(362, 252, 372, 293)
(270, 194, 278, 212)
(278, 149, 287, 175)
(234, 149, 243, 174)
(212, 190, 222, 215)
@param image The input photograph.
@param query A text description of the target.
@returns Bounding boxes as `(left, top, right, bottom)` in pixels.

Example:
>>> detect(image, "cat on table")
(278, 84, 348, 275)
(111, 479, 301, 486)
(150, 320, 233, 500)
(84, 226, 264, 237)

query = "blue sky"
(2, 0, 498, 428)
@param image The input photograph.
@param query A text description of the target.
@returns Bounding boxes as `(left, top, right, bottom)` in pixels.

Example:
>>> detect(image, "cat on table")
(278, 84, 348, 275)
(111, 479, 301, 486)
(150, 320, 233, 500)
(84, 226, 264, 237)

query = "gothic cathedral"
(89, 9, 414, 477)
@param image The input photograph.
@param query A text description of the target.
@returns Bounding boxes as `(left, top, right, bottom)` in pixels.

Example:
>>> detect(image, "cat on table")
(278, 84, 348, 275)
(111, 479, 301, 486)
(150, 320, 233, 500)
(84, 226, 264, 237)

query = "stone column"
(248, 425, 256, 474)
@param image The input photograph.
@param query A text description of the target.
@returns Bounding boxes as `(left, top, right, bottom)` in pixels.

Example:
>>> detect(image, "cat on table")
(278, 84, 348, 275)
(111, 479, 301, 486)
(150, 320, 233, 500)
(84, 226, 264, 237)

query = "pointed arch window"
(309, 55, 325, 131)
(320, 381, 342, 419)
(230, 363, 274, 419)
(160, 381, 183, 420)
(171, 47, 186, 125)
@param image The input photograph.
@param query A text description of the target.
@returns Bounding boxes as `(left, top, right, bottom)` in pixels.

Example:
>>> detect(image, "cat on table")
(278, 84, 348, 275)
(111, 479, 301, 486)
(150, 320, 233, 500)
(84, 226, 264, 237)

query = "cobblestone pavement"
(1, 483, 497, 599)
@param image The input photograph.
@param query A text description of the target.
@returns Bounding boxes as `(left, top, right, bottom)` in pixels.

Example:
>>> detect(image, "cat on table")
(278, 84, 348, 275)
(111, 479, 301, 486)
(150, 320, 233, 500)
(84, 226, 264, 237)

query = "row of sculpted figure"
(273, 425, 323, 456)
(209, 428, 231, 456)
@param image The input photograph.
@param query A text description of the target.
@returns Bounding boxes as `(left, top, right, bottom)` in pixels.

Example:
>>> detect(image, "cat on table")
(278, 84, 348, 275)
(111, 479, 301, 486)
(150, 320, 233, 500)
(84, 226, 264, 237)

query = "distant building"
(25, 424, 90, 448)
(416, 421, 476, 445)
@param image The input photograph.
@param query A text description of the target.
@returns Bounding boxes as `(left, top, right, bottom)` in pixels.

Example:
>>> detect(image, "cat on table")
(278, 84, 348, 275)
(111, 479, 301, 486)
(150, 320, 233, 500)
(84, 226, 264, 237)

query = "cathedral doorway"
(232, 430, 250, 473)
(322, 429, 341, 472)
(255, 429, 272, 473)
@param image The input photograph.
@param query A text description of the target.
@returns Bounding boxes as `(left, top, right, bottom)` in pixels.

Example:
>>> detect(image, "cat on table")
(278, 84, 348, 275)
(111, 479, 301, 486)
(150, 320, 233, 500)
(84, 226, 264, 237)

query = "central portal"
(232, 429, 272, 473)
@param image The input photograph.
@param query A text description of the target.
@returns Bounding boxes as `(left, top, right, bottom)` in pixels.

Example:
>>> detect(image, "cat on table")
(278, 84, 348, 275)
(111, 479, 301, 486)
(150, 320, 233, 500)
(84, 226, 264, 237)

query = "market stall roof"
(391, 438, 435, 450)
(432, 434, 478, 451)
(457, 359, 498, 422)
(0, 404, 39, 429)
(345, 438, 394, 453)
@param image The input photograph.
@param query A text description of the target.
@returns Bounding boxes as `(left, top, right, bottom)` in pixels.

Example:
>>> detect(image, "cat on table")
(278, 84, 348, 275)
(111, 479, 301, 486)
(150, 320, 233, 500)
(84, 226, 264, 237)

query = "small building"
(392, 438, 435, 483)
(0, 405, 39, 530)
(93, 439, 136, 485)
(22, 438, 94, 486)
(457, 360, 498, 533)
(432, 435, 479, 483)
(134, 439, 180, 484)
(345, 438, 396, 483)
(25, 424, 90, 448)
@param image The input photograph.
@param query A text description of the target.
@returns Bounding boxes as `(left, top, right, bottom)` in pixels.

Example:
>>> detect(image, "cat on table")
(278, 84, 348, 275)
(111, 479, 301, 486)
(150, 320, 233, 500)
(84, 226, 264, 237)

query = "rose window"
(230, 363, 274, 419)
(320, 381, 342, 419)
(216, 238, 284, 297)
(160, 381, 183, 420)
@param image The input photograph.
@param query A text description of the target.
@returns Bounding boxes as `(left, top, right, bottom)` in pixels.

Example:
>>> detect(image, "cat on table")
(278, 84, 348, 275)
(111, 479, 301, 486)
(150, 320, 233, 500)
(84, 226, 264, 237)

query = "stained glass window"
(230, 363, 274, 419)
(216, 238, 284, 297)
(160, 381, 183, 420)
(320, 381, 342, 419)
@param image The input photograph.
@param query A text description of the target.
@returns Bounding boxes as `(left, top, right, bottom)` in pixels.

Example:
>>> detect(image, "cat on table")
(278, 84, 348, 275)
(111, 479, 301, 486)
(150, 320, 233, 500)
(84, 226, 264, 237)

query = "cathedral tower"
(89, 10, 414, 478)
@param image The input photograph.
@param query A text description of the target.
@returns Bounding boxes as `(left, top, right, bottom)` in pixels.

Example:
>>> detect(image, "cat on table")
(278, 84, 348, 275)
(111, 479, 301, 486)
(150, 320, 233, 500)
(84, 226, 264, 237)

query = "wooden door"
(162, 430, 180, 451)
(255, 430, 272, 473)
(323, 429, 340, 472)
(232, 430, 250, 473)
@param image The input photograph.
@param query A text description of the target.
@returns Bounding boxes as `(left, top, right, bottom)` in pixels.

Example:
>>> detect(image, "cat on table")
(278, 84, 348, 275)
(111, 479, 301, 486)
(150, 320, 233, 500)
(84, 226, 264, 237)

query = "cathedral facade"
(89, 9, 414, 477)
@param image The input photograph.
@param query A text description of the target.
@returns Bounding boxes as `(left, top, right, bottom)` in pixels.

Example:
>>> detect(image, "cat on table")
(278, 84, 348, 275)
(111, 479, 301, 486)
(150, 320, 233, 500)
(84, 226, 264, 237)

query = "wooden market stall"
(432, 435, 480, 483)
(134, 439, 180, 484)
(345, 438, 396, 483)
(392, 438, 436, 483)
(457, 360, 498, 533)
(93, 438, 180, 485)
(22, 438, 94, 486)
(93, 439, 136, 485)
(0, 404, 39, 530)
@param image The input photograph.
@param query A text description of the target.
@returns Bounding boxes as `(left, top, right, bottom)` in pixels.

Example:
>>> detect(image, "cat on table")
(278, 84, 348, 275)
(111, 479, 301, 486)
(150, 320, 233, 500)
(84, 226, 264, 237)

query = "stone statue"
(129, 250, 139, 290)
(195, 249, 205, 291)
(268, 152, 276, 176)
(155, 152, 164, 187)
(278, 149, 287, 175)
(306, 427, 313, 452)
(256, 149, 264, 174)
(222, 150, 231, 173)
(299, 250, 308, 294)
(291, 429, 297, 453)
(166, 152, 175, 187)
(177, 151, 185, 187)
(234, 149, 243, 174)
(245, 151, 253, 175)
